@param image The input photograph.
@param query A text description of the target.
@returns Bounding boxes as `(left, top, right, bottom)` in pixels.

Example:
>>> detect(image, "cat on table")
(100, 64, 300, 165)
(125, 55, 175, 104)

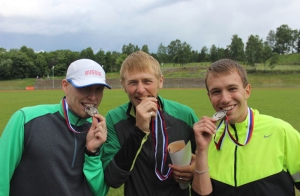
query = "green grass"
(1, 88, 299, 135)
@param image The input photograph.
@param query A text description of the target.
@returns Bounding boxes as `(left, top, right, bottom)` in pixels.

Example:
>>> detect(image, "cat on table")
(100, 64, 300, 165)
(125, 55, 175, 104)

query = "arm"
(102, 98, 156, 188)
(84, 114, 109, 196)
(191, 116, 216, 195)
(284, 122, 300, 190)
(0, 111, 25, 196)
(168, 107, 199, 184)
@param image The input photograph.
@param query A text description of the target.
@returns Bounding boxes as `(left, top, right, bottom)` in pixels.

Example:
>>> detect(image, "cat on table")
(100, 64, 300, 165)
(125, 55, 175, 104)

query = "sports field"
(1, 88, 299, 135)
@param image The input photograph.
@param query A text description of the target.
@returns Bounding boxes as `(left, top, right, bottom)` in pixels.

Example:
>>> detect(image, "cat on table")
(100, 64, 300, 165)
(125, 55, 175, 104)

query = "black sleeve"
(104, 126, 147, 188)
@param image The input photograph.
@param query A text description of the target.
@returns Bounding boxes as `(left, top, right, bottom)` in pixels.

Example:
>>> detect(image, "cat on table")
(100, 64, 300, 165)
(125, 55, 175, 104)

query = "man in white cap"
(0, 59, 110, 196)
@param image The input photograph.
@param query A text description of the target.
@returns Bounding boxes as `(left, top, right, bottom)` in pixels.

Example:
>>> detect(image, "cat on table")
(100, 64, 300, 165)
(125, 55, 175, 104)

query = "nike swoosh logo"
(264, 133, 273, 138)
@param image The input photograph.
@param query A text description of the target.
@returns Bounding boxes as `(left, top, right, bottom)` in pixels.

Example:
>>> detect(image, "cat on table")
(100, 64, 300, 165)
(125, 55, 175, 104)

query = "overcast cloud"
(0, 0, 299, 53)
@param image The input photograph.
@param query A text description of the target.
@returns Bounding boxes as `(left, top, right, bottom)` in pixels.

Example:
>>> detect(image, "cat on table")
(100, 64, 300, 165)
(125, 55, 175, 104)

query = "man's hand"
(135, 97, 157, 133)
(168, 154, 196, 183)
(86, 114, 107, 153)
(193, 116, 217, 151)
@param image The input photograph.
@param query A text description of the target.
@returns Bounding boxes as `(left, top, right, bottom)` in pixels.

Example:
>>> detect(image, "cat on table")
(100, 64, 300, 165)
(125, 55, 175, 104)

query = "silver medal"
(85, 106, 98, 117)
(212, 110, 227, 121)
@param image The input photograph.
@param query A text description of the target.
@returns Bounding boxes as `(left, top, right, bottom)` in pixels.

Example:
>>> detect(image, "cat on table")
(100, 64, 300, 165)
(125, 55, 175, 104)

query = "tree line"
(0, 24, 299, 80)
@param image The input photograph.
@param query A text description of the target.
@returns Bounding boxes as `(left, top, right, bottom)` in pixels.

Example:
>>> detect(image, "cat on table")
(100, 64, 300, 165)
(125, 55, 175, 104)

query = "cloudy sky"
(0, 0, 299, 53)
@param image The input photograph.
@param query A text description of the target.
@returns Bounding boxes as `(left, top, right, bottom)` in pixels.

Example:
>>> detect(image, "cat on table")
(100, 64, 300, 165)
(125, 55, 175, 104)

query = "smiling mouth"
(221, 105, 235, 111)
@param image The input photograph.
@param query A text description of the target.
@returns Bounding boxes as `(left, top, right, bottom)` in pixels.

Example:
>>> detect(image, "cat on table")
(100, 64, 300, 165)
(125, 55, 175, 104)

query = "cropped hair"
(205, 59, 248, 92)
(120, 51, 162, 82)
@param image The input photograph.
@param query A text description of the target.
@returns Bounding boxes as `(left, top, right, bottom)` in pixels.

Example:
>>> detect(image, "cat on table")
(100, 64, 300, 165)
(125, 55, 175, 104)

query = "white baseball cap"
(66, 59, 111, 89)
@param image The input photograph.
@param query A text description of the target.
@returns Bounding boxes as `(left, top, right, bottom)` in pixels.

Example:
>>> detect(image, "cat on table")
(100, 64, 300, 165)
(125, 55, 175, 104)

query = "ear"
(158, 75, 164, 89)
(207, 91, 212, 102)
(245, 84, 251, 99)
(120, 80, 127, 93)
(62, 79, 68, 94)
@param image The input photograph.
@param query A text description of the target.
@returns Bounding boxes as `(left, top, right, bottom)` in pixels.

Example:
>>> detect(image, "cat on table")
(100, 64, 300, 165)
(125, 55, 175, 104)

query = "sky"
(0, 0, 299, 54)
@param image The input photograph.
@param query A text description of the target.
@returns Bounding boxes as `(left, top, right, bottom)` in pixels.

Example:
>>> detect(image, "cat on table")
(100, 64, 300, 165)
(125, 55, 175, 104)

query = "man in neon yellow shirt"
(192, 59, 300, 196)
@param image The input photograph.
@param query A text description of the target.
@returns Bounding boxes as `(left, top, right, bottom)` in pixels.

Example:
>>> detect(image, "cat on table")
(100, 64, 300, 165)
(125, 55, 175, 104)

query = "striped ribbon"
(151, 104, 172, 181)
(62, 98, 87, 134)
(214, 107, 254, 150)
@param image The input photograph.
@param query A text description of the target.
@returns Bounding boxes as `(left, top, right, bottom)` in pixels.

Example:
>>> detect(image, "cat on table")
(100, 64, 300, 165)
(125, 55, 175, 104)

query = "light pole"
(52, 66, 54, 89)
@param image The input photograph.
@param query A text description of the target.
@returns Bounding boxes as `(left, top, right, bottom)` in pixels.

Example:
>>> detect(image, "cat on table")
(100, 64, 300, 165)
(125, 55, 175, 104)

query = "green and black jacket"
(0, 100, 107, 196)
(101, 96, 198, 196)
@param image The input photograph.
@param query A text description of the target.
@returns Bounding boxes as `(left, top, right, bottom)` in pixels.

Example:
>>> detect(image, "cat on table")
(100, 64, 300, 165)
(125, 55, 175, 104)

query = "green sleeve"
(0, 111, 25, 196)
(83, 148, 109, 196)
(101, 112, 122, 169)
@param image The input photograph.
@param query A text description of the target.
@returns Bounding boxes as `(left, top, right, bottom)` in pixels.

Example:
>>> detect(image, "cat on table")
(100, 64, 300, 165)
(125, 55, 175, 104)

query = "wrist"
(85, 146, 100, 156)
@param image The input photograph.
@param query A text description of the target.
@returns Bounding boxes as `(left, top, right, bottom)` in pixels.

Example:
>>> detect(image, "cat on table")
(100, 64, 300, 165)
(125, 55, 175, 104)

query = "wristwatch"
(84, 146, 100, 156)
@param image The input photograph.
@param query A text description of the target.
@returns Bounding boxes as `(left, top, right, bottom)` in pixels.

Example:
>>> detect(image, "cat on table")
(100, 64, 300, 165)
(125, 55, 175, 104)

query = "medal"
(212, 110, 227, 121)
(214, 107, 254, 150)
(85, 106, 98, 117)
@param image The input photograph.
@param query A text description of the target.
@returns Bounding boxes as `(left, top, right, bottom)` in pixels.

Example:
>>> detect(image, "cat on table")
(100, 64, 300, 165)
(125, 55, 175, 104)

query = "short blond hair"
(120, 51, 162, 82)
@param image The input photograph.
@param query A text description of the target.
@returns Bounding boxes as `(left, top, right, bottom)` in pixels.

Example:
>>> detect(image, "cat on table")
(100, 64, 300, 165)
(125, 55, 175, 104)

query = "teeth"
(84, 104, 94, 107)
(223, 105, 234, 111)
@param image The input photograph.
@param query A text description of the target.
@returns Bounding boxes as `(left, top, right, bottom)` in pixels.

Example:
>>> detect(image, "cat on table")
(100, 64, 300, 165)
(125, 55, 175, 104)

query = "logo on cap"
(85, 70, 102, 76)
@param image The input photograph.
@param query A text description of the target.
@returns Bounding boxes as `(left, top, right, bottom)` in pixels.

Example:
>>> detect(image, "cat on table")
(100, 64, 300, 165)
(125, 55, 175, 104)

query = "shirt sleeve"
(83, 149, 109, 196)
(284, 122, 300, 190)
(101, 112, 149, 188)
(0, 111, 25, 196)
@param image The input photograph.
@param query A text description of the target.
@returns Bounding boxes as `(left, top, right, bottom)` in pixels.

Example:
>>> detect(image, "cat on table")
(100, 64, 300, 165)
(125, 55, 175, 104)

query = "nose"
(136, 82, 145, 94)
(87, 90, 97, 100)
(220, 91, 231, 104)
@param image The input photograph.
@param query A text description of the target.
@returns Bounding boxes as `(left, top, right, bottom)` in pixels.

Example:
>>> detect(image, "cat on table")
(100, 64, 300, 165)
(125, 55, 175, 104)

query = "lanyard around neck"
(62, 98, 87, 134)
(151, 103, 172, 181)
(214, 107, 254, 150)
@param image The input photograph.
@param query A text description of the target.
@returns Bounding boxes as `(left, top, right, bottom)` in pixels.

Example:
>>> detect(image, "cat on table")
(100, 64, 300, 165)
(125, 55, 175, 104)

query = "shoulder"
(160, 96, 195, 113)
(160, 96, 198, 122)
(19, 104, 59, 123)
(254, 109, 297, 133)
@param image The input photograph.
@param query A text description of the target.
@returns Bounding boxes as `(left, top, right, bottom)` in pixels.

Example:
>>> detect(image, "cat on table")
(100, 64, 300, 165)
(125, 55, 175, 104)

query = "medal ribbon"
(62, 98, 87, 134)
(151, 103, 172, 181)
(214, 107, 254, 150)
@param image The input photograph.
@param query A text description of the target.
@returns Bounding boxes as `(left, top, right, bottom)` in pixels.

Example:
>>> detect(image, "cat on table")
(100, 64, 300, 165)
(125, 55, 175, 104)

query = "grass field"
(1, 89, 300, 196)
(1, 88, 299, 135)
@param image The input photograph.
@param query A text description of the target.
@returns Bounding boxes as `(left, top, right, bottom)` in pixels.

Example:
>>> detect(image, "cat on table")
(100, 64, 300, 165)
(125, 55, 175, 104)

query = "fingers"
(135, 97, 158, 132)
(169, 163, 194, 183)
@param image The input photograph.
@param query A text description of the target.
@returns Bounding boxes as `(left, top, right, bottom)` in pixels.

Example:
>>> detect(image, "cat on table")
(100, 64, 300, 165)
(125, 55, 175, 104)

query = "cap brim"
(67, 79, 111, 89)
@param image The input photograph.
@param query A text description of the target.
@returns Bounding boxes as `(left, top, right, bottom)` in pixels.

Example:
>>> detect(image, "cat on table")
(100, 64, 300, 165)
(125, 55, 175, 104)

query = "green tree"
(157, 43, 168, 64)
(274, 24, 293, 54)
(122, 43, 139, 55)
(266, 30, 276, 51)
(178, 42, 192, 66)
(228, 34, 244, 61)
(217, 47, 226, 60)
(104, 51, 112, 72)
(80, 47, 95, 60)
(167, 39, 182, 66)
(210, 45, 218, 62)
(141, 45, 149, 54)
(0, 57, 13, 80)
(95, 49, 106, 66)
(199, 46, 208, 62)
(261, 42, 273, 71)
(245, 34, 263, 71)
(115, 53, 128, 72)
